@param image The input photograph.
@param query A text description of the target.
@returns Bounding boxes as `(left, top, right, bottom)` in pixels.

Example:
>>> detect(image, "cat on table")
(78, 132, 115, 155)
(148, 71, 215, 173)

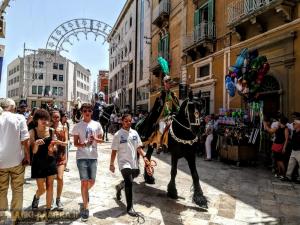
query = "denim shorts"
(76, 159, 97, 180)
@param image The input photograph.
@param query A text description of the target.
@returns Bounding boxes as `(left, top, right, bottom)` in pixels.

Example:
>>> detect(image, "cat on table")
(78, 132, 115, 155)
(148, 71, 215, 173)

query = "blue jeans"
(76, 159, 97, 180)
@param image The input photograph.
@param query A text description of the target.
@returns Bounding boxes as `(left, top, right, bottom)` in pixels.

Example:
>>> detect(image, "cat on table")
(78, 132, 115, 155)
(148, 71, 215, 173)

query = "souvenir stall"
(218, 48, 269, 166)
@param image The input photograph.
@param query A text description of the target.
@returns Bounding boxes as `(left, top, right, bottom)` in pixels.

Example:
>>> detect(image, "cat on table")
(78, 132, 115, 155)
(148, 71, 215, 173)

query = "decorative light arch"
(46, 18, 113, 53)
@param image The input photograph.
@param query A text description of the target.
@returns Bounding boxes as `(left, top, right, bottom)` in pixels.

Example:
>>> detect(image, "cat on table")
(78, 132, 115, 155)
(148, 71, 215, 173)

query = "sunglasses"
(83, 109, 92, 113)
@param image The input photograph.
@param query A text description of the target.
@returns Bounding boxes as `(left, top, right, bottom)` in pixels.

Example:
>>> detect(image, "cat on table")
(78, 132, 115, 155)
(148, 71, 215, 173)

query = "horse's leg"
(105, 125, 109, 142)
(186, 154, 208, 208)
(167, 154, 178, 199)
(144, 145, 155, 184)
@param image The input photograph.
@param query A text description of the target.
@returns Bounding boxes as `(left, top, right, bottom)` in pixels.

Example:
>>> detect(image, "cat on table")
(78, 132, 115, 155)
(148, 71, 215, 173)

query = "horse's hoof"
(167, 184, 178, 199)
(167, 191, 178, 199)
(144, 175, 155, 184)
(193, 195, 208, 209)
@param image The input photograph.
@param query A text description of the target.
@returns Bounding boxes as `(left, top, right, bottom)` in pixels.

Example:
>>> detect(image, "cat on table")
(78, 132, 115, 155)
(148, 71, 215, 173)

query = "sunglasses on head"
(83, 109, 92, 113)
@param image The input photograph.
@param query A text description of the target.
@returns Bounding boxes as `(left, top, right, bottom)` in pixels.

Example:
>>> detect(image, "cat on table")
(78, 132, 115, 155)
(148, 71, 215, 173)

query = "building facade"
(182, 0, 300, 117)
(97, 70, 109, 103)
(149, 0, 184, 107)
(7, 49, 91, 111)
(108, 0, 152, 112)
(108, 0, 137, 111)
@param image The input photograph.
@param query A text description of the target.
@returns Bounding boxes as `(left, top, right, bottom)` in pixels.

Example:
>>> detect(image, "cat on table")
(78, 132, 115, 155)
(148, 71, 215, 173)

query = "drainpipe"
(134, 0, 138, 114)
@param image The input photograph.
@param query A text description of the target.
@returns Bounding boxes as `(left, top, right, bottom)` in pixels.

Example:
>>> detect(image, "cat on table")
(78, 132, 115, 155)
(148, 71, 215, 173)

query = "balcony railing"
(152, 0, 170, 26)
(227, 0, 279, 25)
(183, 22, 216, 50)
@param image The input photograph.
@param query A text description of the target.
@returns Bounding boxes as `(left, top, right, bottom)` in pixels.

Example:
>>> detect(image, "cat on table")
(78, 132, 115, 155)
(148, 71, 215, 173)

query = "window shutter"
(158, 38, 162, 54)
(208, 0, 214, 22)
(165, 33, 170, 59)
(194, 9, 200, 27)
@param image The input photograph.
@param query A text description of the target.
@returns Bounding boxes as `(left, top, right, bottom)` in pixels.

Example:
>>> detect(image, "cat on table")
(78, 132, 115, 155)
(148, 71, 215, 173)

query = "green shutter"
(208, 0, 214, 22)
(194, 9, 200, 27)
(166, 33, 169, 58)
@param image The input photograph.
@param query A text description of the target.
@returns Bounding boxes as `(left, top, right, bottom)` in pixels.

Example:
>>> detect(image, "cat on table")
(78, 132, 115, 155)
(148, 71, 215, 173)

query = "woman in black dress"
(29, 109, 58, 211)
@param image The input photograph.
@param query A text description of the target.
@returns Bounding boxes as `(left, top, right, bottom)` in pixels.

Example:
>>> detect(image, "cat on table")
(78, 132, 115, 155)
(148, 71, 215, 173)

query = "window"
(17, 65, 20, 71)
(53, 63, 58, 69)
(59, 75, 63, 81)
(44, 86, 50, 96)
(31, 101, 36, 108)
(32, 86, 37, 95)
(129, 16, 132, 27)
(38, 73, 43, 80)
(194, 58, 212, 81)
(58, 87, 63, 96)
(13, 67, 16, 73)
(39, 61, 44, 68)
(129, 62, 133, 83)
(53, 74, 58, 81)
(52, 87, 58, 96)
(59, 64, 64, 70)
(77, 81, 80, 86)
(7, 90, 10, 97)
(16, 76, 19, 82)
(197, 65, 210, 78)
(38, 86, 43, 95)
(13, 77, 17, 83)
(129, 40, 132, 52)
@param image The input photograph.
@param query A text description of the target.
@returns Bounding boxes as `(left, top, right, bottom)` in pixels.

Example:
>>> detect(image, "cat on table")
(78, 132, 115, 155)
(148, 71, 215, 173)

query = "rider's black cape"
(92, 102, 101, 121)
(136, 90, 179, 142)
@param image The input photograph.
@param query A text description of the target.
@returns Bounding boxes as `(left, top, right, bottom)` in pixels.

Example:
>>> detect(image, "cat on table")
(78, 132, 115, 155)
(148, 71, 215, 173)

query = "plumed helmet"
(98, 92, 105, 99)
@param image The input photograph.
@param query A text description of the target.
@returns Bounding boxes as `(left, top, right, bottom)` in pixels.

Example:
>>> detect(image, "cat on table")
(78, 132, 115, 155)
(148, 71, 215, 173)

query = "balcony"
(152, 0, 170, 27)
(227, 0, 293, 27)
(183, 22, 216, 60)
(150, 52, 170, 76)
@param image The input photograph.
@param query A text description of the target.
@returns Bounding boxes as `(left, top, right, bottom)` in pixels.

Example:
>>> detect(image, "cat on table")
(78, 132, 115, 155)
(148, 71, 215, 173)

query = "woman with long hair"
(50, 110, 68, 210)
(29, 109, 58, 211)
(60, 110, 70, 172)
(264, 116, 289, 178)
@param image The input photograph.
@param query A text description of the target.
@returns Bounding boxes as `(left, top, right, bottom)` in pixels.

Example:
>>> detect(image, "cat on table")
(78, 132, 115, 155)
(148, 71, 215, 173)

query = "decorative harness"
(169, 100, 200, 146)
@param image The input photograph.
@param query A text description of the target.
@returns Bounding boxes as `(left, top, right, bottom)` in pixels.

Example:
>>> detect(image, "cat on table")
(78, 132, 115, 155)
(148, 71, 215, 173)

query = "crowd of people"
(0, 98, 148, 223)
(1, 92, 300, 223)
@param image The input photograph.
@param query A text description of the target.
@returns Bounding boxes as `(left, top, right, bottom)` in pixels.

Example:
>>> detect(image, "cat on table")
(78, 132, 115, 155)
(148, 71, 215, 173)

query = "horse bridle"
(169, 99, 200, 145)
(99, 104, 117, 122)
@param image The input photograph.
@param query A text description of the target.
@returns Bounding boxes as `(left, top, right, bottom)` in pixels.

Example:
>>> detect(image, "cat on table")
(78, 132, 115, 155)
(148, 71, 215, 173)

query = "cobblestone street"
(3, 132, 299, 225)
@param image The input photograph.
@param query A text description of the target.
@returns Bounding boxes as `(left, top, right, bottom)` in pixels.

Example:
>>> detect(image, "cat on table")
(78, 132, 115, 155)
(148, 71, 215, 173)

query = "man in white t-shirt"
(0, 98, 30, 223)
(110, 114, 147, 217)
(72, 103, 103, 222)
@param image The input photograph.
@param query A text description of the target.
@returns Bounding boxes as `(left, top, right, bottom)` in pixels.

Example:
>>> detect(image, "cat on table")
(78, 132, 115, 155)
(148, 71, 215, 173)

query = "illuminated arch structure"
(46, 18, 113, 53)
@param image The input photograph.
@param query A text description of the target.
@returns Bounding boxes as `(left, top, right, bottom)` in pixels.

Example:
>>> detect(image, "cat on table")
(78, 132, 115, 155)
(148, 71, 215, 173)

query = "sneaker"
(280, 176, 291, 182)
(64, 168, 70, 172)
(81, 209, 89, 222)
(56, 198, 64, 211)
(31, 195, 39, 210)
(115, 185, 122, 201)
(274, 174, 279, 178)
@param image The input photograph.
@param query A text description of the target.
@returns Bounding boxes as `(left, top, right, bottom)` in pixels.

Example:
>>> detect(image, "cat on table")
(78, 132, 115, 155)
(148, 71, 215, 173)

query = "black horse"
(167, 92, 207, 208)
(99, 104, 119, 141)
(142, 92, 207, 208)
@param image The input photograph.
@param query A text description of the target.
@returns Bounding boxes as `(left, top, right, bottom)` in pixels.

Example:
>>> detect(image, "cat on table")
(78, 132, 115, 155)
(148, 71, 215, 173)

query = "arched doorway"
(258, 75, 281, 118)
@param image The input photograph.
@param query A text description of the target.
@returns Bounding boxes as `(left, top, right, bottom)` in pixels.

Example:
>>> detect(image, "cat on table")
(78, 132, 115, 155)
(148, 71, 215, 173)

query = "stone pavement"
(4, 133, 300, 225)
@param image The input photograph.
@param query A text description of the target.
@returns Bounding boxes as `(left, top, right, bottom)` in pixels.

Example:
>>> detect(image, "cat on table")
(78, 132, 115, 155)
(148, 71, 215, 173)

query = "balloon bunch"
(225, 48, 270, 101)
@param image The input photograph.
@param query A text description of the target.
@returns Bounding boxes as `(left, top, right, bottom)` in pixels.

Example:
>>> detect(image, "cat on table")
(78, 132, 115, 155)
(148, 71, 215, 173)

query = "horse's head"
(176, 90, 203, 134)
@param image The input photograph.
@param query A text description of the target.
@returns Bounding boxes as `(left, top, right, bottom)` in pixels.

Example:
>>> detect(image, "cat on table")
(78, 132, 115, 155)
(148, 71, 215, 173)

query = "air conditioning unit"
(0, 18, 6, 38)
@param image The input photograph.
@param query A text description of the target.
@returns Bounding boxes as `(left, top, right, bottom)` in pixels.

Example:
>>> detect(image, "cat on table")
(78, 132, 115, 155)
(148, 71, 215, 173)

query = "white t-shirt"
(111, 128, 143, 170)
(0, 112, 29, 169)
(72, 120, 103, 159)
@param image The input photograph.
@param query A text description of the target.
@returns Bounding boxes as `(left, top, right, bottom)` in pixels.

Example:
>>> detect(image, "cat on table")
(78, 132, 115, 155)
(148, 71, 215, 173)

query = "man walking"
(72, 103, 103, 222)
(110, 114, 147, 217)
(0, 98, 30, 223)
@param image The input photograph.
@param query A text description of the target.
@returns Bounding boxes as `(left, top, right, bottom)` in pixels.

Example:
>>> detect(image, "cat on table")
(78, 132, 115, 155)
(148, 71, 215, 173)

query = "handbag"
(272, 143, 284, 153)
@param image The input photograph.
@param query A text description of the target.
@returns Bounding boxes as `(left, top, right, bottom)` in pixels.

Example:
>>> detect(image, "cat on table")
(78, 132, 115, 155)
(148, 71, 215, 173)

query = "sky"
(0, 0, 126, 97)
